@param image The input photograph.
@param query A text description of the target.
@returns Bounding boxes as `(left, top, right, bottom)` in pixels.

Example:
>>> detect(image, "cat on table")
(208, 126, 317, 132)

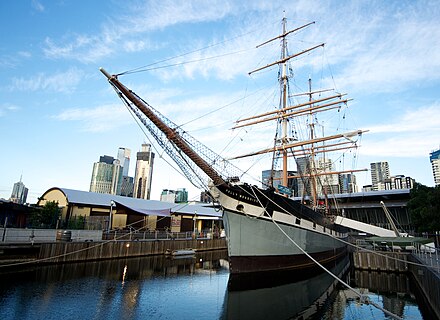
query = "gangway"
(334, 215, 399, 237)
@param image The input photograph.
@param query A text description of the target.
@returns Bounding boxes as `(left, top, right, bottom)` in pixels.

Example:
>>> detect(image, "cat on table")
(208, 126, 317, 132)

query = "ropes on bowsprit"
(249, 185, 404, 320)
(115, 27, 260, 77)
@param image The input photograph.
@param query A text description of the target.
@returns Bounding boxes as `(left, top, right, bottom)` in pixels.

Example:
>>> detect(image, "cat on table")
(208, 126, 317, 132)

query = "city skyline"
(1, 1, 440, 203)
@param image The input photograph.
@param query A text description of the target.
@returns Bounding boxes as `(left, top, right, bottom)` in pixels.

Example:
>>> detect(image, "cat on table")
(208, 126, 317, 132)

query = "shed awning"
(114, 201, 172, 217)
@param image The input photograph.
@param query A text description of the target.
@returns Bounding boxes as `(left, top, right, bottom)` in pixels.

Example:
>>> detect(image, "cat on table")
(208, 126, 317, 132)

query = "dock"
(353, 249, 440, 319)
(0, 238, 227, 267)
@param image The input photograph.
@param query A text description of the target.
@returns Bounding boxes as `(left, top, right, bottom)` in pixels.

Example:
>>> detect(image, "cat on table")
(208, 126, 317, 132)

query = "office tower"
(133, 144, 155, 200)
(296, 156, 311, 198)
(117, 147, 131, 177)
(120, 176, 134, 197)
(262, 169, 297, 195)
(90, 156, 122, 195)
(160, 189, 176, 203)
(175, 188, 188, 203)
(316, 158, 340, 195)
(339, 173, 358, 193)
(389, 175, 414, 190)
(10, 176, 28, 204)
(370, 161, 390, 191)
(117, 147, 132, 196)
(430, 148, 440, 186)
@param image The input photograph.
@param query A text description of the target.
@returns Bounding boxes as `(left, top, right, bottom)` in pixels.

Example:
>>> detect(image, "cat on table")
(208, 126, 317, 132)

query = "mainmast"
(281, 17, 289, 188)
(308, 77, 319, 207)
(248, 19, 324, 194)
(240, 19, 368, 205)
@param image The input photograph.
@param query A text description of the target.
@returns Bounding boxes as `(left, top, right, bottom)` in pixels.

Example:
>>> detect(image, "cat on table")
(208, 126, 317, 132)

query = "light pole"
(193, 211, 197, 239)
(109, 200, 115, 233)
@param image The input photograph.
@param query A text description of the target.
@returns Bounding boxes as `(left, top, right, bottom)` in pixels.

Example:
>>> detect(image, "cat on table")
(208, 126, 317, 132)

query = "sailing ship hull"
(210, 183, 348, 274)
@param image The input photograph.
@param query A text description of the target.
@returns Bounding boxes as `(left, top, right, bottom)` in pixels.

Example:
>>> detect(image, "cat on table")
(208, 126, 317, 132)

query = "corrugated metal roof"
(55, 188, 221, 217)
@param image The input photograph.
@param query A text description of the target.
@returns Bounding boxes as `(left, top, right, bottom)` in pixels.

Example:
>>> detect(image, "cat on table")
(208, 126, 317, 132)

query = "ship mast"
(248, 18, 324, 195)
(308, 77, 319, 208)
(281, 17, 289, 188)
(239, 19, 368, 205)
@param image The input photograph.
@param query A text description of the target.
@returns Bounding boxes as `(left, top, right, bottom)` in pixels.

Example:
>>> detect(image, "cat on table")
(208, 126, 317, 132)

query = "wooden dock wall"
(37, 239, 227, 264)
(407, 254, 440, 320)
(352, 251, 409, 272)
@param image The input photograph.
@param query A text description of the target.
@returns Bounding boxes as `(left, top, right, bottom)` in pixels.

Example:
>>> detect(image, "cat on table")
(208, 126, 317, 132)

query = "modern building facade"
(10, 177, 28, 204)
(339, 173, 358, 194)
(370, 161, 390, 191)
(120, 176, 134, 197)
(117, 147, 131, 177)
(133, 144, 155, 200)
(160, 188, 188, 203)
(89, 156, 122, 195)
(261, 169, 297, 194)
(430, 148, 440, 186)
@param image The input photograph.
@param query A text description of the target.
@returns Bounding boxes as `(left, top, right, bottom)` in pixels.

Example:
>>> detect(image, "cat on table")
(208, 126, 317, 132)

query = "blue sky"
(1, 0, 439, 204)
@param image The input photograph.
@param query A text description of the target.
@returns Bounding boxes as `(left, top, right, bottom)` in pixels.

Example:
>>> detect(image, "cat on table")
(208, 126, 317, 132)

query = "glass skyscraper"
(133, 144, 155, 200)
(10, 177, 28, 204)
(430, 149, 440, 186)
(89, 156, 122, 195)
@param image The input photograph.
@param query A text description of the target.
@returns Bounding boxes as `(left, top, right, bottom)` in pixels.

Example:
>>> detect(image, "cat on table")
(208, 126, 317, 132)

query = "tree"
(407, 183, 440, 232)
(30, 201, 60, 228)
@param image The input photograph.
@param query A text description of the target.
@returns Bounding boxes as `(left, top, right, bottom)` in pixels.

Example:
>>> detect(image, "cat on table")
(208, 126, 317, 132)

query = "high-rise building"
(430, 148, 440, 186)
(120, 176, 134, 197)
(160, 188, 189, 203)
(261, 169, 297, 195)
(387, 175, 414, 190)
(175, 188, 188, 203)
(133, 144, 155, 200)
(10, 176, 28, 204)
(89, 156, 122, 195)
(339, 173, 358, 193)
(370, 161, 390, 191)
(316, 158, 340, 195)
(160, 189, 176, 203)
(117, 147, 131, 177)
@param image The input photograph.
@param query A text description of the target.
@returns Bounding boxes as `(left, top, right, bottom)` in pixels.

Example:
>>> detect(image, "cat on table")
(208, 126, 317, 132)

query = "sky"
(1, 0, 439, 204)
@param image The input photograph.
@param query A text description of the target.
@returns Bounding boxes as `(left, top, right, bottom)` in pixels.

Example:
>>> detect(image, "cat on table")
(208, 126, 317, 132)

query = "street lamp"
(193, 211, 197, 239)
(109, 200, 115, 232)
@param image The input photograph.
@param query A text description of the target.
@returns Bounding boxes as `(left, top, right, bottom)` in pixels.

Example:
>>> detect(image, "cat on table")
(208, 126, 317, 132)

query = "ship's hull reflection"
(223, 256, 350, 320)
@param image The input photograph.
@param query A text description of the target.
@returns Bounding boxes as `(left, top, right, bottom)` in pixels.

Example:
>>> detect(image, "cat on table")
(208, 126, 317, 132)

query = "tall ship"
(100, 18, 367, 274)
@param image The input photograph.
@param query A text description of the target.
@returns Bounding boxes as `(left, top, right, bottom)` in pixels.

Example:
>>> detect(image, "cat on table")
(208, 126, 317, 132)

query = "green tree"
(31, 201, 61, 228)
(67, 215, 86, 230)
(407, 183, 440, 232)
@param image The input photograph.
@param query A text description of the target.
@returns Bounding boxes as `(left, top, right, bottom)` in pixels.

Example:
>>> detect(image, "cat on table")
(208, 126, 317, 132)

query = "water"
(0, 250, 428, 319)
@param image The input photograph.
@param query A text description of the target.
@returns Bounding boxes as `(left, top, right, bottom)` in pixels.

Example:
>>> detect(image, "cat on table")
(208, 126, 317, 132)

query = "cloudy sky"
(1, 0, 439, 204)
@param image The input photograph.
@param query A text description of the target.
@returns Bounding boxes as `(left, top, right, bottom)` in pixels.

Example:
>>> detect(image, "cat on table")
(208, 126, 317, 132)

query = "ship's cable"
(248, 185, 403, 320)
(250, 184, 440, 272)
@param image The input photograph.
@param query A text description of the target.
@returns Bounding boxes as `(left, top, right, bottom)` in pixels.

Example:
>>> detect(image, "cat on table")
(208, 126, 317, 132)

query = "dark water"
(0, 250, 428, 319)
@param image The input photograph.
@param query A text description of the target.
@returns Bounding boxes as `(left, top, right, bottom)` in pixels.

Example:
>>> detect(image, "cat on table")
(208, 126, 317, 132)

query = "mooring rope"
(249, 184, 403, 320)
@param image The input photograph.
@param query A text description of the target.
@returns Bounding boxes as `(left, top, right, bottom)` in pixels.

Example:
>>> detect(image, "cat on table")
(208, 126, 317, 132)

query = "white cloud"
(10, 68, 83, 93)
(53, 104, 133, 132)
(360, 104, 440, 158)
(31, 0, 44, 12)
(0, 103, 20, 117)
(18, 51, 32, 58)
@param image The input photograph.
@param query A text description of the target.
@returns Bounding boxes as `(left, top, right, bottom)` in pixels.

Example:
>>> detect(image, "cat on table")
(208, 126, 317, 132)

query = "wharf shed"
(37, 187, 221, 232)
